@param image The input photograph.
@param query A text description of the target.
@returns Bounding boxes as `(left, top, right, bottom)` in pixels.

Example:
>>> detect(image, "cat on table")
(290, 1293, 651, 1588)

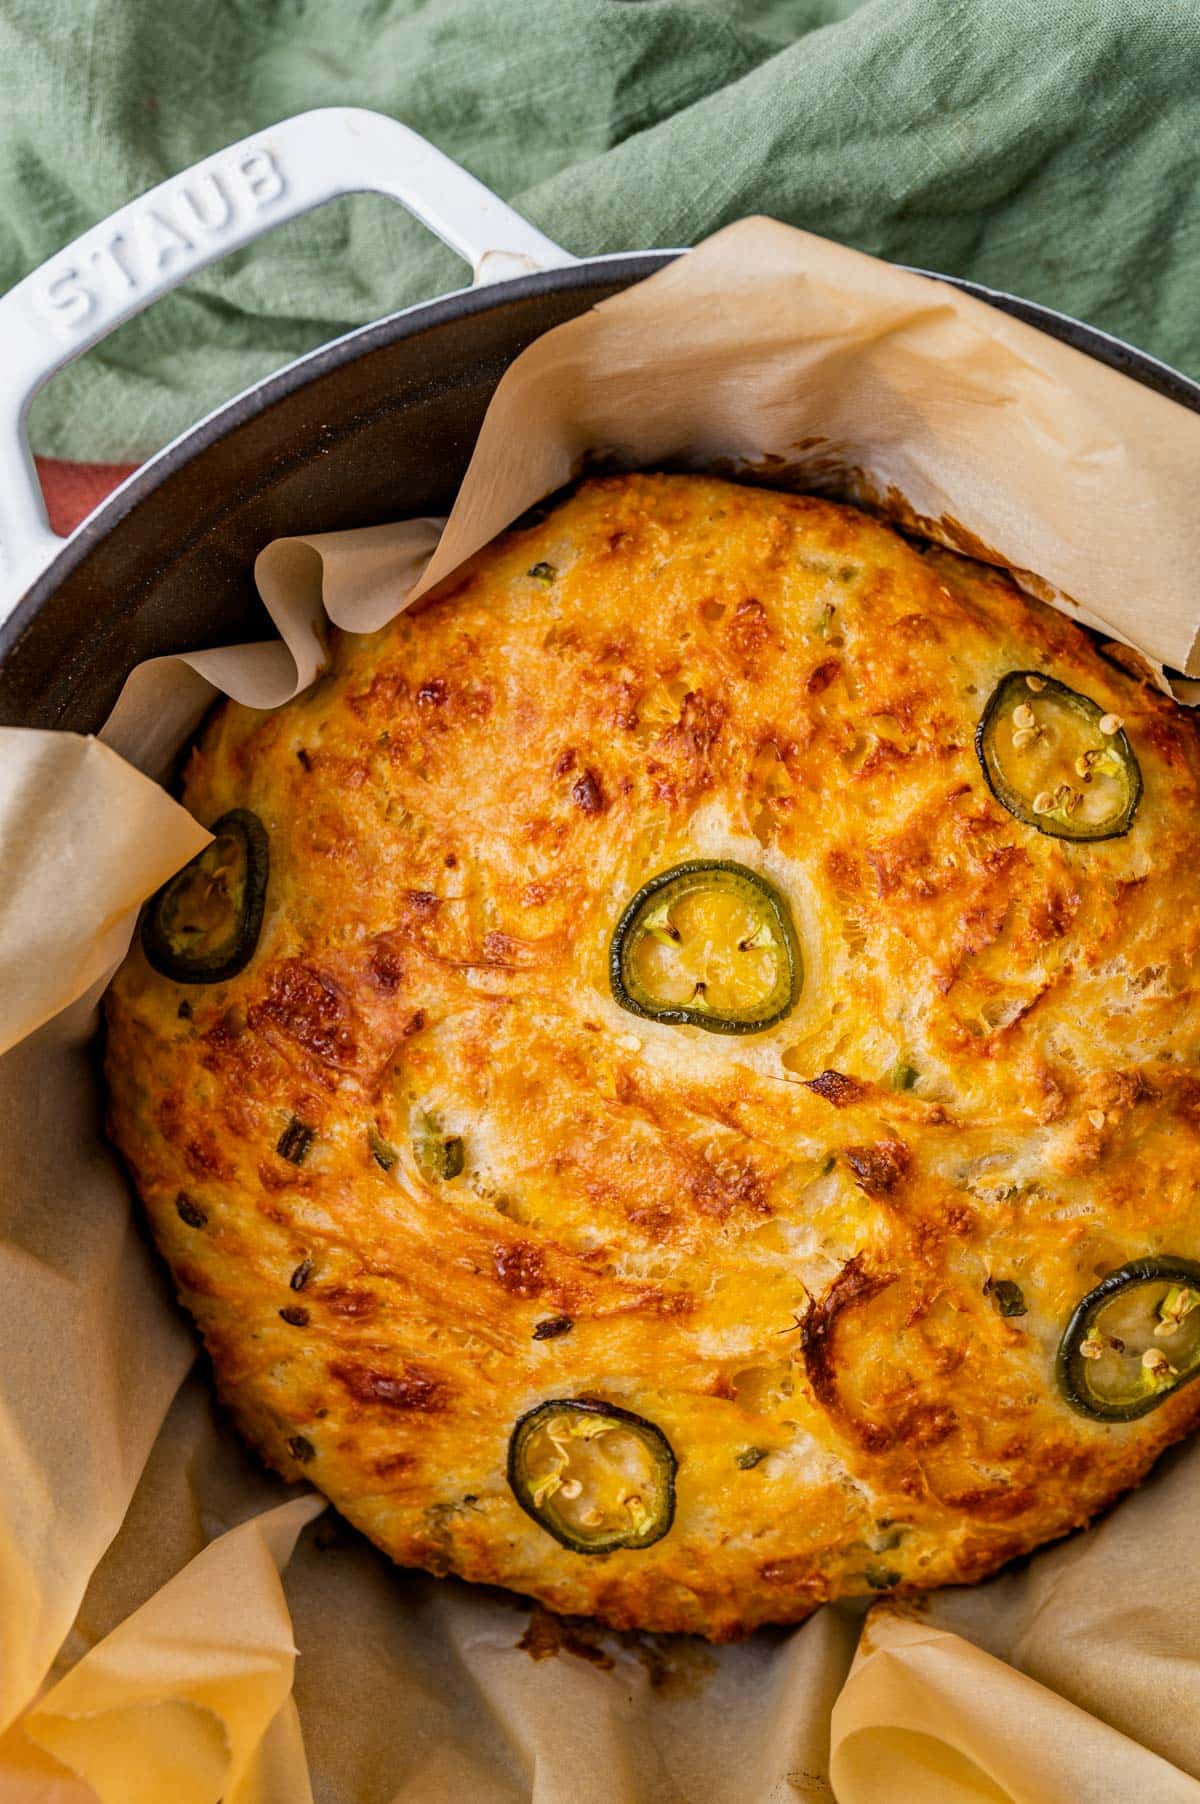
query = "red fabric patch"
(35, 457, 136, 537)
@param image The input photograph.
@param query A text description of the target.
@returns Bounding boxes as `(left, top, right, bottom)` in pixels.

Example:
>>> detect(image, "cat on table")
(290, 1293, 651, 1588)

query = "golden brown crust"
(104, 474, 1200, 1638)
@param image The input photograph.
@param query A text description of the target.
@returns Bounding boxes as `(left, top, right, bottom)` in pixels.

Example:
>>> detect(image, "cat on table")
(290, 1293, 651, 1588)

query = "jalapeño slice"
(141, 809, 269, 984)
(507, 1398, 677, 1553)
(1057, 1257, 1200, 1421)
(610, 860, 800, 1034)
(975, 671, 1141, 841)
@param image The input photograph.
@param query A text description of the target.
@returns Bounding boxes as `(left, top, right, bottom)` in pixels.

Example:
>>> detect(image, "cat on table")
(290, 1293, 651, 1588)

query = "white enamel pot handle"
(0, 105, 575, 605)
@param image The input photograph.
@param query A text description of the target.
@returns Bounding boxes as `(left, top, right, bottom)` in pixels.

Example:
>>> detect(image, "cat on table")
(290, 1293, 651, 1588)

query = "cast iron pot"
(2, 106, 1198, 733)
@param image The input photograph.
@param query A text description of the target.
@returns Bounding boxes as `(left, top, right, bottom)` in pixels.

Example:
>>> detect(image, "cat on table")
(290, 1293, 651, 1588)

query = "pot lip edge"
(0, 251, 680, 664)
(6, 246, 1197, 668)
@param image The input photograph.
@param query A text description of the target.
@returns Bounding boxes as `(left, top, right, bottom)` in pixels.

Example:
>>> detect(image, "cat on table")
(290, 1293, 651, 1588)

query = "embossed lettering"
(175, 171, 233, 234)
(28, 143, 288, 337)
(87, 234, 138, 292)
(236, 148, 285, 208)
(142, 206, 194, 270)
(35, 267, 93, 329)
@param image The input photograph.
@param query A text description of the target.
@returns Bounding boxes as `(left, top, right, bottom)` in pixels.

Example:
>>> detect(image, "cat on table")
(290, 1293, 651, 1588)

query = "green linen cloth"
(1, 0, 1197, 461)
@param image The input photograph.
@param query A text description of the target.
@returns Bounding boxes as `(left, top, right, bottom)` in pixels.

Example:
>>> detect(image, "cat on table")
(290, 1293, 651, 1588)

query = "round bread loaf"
(104, 474, 1200, 1638)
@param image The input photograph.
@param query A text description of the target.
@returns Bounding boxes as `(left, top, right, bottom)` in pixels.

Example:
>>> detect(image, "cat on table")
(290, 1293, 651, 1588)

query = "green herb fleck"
(890, 1062, 919, 1091)
(175, 1192, 207, 1229)
(528, 561, 557, 583)
(819, 1154, 836, 1176)
(865, 1563, 902, 1590)
(735, 1446, 769, 1470)
(288, 1434, 315, 1463)
(369, 1126, 398, 1172)
(986, 1278, 1027, 1318)
(533, 1316, 574, 1341)
(290, 1257, 314, 1291)
(277, 1118, 315, 1165)
(413, 1112, 465, 1181)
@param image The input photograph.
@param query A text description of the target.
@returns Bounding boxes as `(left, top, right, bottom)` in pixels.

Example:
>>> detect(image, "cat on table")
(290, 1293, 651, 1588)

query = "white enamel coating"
(0, 106, 575, 609)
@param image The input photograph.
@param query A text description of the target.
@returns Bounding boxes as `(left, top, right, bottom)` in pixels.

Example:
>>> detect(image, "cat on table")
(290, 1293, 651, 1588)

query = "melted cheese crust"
(105, 475, 1200, 1638)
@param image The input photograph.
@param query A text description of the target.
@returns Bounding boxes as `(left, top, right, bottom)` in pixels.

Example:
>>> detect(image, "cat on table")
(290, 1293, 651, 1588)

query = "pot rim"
(5, 246, 1198, 670)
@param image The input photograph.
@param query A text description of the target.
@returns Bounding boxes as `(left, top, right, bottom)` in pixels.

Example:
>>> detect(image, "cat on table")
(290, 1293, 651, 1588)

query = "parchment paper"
(4, 217, 1200, 1803)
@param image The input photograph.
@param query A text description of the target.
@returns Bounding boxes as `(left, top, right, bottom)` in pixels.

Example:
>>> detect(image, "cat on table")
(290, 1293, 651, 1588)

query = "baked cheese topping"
(105, 475, 1200, 1638)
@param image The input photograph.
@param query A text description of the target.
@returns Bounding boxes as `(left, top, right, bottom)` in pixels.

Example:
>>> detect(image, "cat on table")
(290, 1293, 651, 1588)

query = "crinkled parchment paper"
(4, 219, 1200, 1803)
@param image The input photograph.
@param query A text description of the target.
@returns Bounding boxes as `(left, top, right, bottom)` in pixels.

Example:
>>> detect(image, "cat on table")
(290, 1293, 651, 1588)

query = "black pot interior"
(0, 255, 674, 734)
(3, 250, 1197, 737)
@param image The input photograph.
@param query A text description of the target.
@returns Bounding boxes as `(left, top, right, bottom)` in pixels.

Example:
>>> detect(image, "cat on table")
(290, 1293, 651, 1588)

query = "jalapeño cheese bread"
(104, 474, 1200, 1638)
